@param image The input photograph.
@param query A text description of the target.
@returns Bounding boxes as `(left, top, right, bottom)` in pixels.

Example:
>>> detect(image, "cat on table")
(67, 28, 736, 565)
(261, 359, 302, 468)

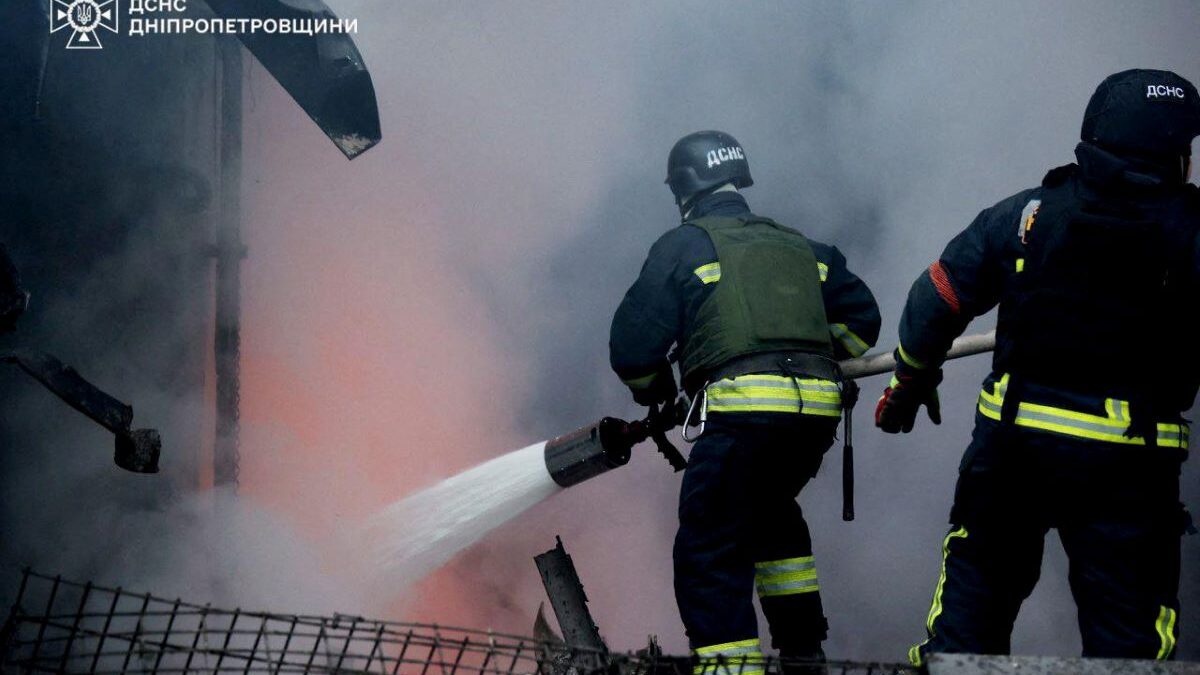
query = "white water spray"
(364, 441, 561, 589)
(358, 335, 997, 597)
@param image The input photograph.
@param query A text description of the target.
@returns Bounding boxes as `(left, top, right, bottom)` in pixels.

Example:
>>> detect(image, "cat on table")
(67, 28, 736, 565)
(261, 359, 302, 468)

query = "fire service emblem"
(50, 0, 119, 49)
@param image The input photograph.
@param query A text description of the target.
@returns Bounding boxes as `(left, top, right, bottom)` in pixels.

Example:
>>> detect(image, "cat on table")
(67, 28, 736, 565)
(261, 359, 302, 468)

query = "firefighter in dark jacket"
(875, 69, 1200, 664)
(610, 130, 881, 668)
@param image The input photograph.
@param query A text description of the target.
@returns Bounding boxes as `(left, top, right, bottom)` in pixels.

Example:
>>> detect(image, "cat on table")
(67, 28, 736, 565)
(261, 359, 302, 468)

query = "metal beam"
(213, 38, 244, 489)
(1, 350, 161, 473)
(534, 537, 607, 655)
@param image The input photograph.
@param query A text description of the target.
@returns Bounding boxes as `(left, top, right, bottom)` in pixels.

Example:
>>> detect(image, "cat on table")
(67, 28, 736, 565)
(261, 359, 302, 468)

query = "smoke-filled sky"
(52, 0, 1196, 663)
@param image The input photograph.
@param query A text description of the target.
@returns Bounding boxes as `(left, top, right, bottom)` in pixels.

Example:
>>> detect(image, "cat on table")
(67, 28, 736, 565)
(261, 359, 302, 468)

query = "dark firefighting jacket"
(609, 190, 881, 396)
(896, 142, 1200, 448)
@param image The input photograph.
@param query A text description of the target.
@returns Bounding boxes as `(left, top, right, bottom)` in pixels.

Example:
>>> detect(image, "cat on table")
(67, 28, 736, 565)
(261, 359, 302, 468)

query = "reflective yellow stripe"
(695, 262, 721, 284)
(897, 344, 928, 370)
(910, 526, 968, 666)
(1104, 398, 1130, 422)
(755, 556, 819, 597)
(976, 400, 1189, 447)
(1015, 258, 1025, 273)
(720, 376, 841, 393)
(817, 261, 829, 282)
(1156, 605, 1178, 660)
(830, 323, 869, 357)
(708, 403, 841, 416)
(926, 527, 967, 633)
(706, 374, 842, 416)
(695, 639, 761, 657)
(622, 372, 659, 390)
(908, 644, 924, 667)
(978, 397, 1001, 421)
(976, 377, 1188, 448)
(694, 638, 765, 675)
(756, 578, 819, 596)
(754, 555, 815, 571)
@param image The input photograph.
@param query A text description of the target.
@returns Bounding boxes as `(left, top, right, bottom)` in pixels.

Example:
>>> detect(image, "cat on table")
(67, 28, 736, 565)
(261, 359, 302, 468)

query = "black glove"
(875, 364, 942, 434)
(630, 363, 677, 407)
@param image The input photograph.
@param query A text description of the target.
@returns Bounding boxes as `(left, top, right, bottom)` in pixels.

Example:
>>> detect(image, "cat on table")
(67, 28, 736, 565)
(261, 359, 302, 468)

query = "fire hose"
(543, 331, 997, 512)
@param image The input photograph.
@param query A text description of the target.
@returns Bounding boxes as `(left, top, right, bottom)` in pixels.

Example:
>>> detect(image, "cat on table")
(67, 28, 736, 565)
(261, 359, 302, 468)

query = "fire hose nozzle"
(544, 417, 634, 488)
(543, 401, 690, 488)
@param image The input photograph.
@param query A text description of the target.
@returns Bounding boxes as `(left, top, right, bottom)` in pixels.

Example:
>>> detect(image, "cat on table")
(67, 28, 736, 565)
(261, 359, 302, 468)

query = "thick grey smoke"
(2, 0, 1199, 666)
(0, 6, 363, 623)
(295, 0, 1198, 660)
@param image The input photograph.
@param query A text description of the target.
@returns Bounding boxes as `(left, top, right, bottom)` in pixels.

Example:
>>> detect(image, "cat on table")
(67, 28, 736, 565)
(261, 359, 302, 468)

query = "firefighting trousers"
(674, 411, 840, 657)
(911, 415, 1188, 664)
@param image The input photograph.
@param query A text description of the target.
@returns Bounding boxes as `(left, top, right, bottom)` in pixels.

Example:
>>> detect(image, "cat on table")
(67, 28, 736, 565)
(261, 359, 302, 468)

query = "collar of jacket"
(1075, 141, 1183, 191)
(684, 190, 751, 221)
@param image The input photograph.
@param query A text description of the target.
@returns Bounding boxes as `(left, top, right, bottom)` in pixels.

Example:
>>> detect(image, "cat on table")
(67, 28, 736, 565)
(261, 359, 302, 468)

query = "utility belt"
(687, 351, 844, 417)
(977, 373, 1189, 449)
(708, 351, 842, 384)
(687, 350, 841, 395)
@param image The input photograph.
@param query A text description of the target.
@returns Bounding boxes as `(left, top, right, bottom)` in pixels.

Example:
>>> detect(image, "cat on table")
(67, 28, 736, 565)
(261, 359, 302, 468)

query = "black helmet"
(665, 130, 753, 205)
(1081, 69, 1200, 157)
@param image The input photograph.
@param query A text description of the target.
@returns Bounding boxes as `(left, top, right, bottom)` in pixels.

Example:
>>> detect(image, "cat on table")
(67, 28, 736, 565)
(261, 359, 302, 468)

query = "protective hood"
(1075, 141, 1184, 189)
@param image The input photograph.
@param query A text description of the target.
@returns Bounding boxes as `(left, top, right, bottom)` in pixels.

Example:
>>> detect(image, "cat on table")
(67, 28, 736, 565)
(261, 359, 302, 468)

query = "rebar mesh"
(0, 570, 916, 675)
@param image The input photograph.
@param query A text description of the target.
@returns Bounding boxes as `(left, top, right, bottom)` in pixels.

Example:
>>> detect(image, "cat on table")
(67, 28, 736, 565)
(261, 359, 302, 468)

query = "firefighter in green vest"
(609, 130, 881, 669)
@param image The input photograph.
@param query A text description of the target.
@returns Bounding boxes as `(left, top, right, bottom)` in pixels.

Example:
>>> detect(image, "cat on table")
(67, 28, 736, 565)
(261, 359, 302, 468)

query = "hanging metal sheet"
(202, 0, 382, 159)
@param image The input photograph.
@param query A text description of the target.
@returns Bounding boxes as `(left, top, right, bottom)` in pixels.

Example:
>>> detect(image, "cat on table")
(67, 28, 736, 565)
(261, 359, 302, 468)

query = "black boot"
(777, 647, 825, 675)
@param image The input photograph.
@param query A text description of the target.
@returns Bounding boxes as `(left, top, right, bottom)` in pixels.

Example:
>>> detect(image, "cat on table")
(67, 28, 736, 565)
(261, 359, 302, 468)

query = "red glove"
(875, 369, 942, 434)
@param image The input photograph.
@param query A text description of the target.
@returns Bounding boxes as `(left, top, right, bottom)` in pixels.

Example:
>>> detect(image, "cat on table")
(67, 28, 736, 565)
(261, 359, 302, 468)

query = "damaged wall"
(0, 5, 218, 576)
(0, 2, 354, 616)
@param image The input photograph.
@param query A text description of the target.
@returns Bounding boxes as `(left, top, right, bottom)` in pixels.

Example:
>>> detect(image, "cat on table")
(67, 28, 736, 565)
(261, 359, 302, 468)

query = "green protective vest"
(679, 215, 833, 384)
